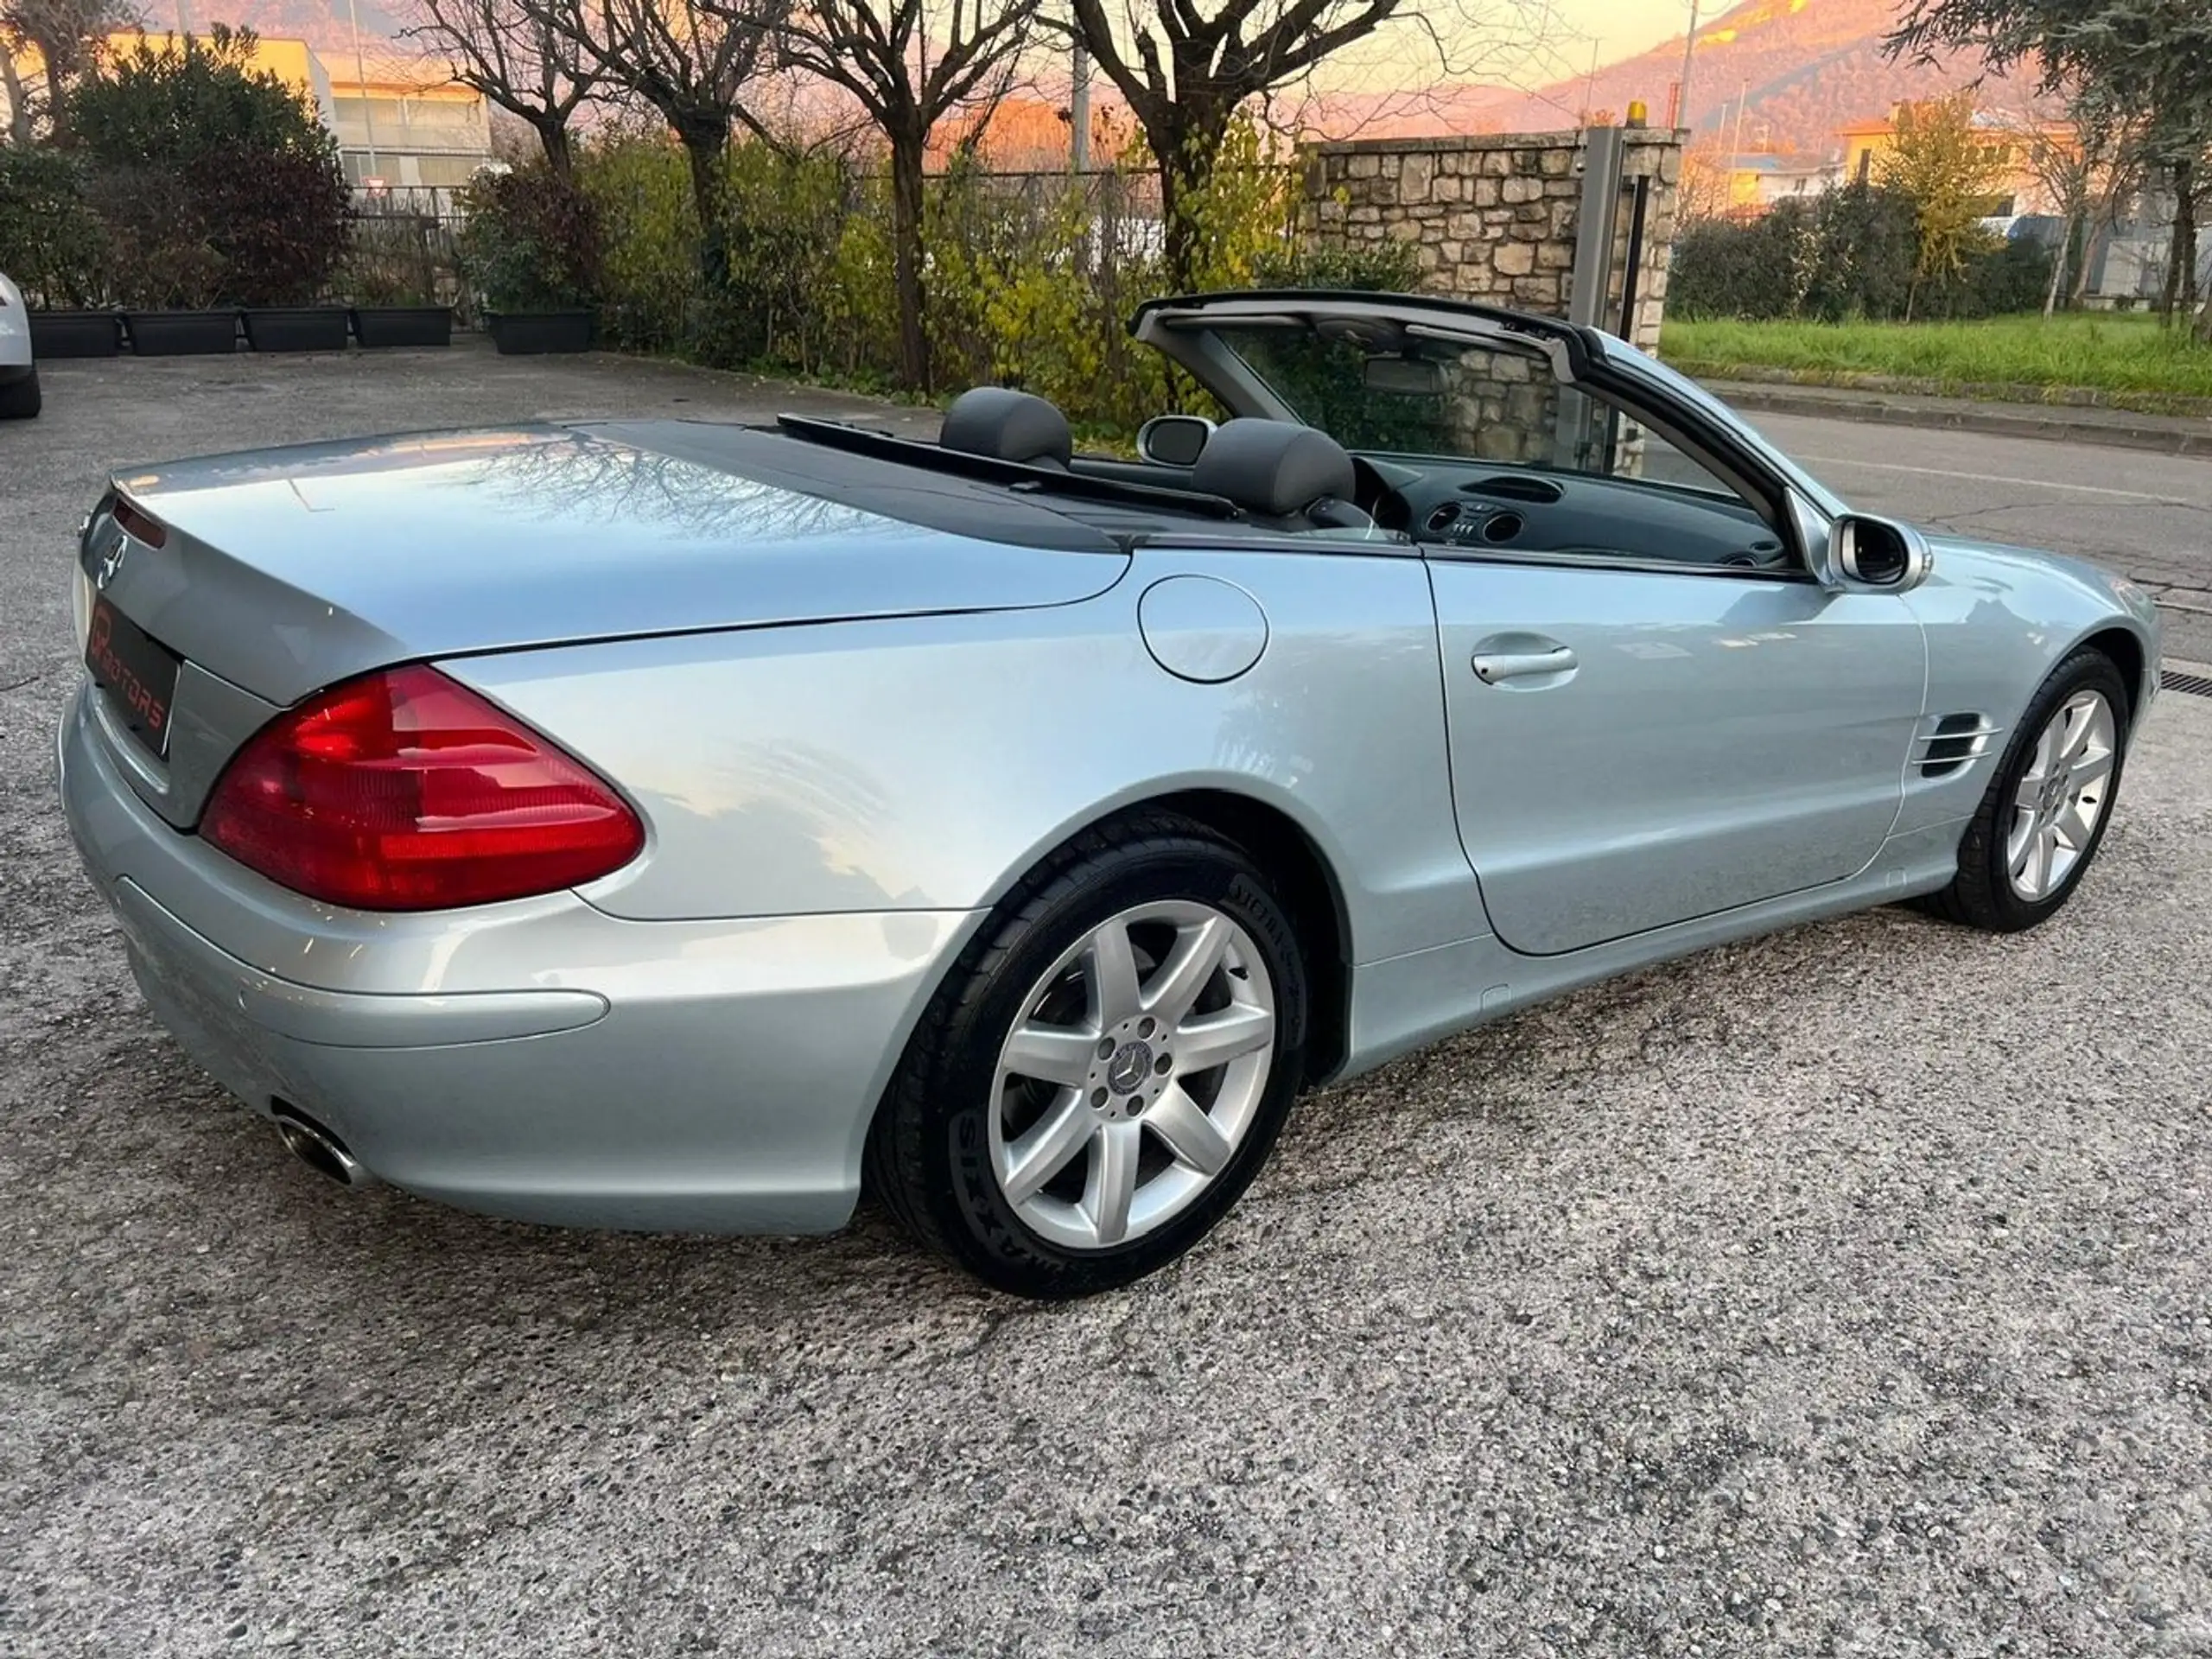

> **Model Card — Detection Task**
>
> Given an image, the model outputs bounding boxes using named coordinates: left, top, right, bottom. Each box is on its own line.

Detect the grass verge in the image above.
left=1659, top=313, right=2212, bottom=409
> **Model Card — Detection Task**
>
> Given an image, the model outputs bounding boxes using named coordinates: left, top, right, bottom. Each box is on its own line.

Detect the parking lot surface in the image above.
left=3, top=347, right=2209, bottom=1656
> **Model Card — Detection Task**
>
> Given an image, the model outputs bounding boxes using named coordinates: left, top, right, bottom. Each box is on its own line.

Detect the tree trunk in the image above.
left=1160, top=162, right=1193, bottom=296
left=2043, top=224, right=2067, bottom=317
left=29, top=28, right=79, bottom=145
left=534, top=117, right=574, bottom=177
left=677, top=118, right=732, bottom=293
left=0, top=54, right=33, bottom=146
left=2184, top=168, right=2204, bottom=318
left=2070, top=217, right=2098, bottom=308
left=1157, top=118, right=1228, bottom=297
left=2160, top=158, right=2194, bottom=324
left=888, top=131, right=930, bottom=395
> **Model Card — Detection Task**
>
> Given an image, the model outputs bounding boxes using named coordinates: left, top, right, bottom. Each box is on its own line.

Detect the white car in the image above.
left=0, top=270, right=41, bottom=419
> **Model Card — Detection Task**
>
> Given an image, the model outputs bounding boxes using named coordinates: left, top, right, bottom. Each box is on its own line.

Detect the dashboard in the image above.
left=1353, top=454, right=1797, bottom=573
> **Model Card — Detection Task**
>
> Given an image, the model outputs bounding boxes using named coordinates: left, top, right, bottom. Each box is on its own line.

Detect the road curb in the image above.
left=1706, top=384, right=2212, bottom=458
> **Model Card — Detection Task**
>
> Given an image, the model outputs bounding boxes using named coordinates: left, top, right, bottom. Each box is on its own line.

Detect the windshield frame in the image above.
left=1132, top=290, right=1844, bottom=551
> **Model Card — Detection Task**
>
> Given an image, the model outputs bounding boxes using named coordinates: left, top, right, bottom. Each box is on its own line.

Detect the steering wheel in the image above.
left=1350, top=454, right=1419, bottom=533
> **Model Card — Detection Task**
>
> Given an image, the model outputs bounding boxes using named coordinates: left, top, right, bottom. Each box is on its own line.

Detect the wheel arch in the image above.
left=1145, top=788, right=1352, bottom=1087
left=2074, top=624, right=2149, bottom=723
left=906, top=785, right=1357, bottom=1095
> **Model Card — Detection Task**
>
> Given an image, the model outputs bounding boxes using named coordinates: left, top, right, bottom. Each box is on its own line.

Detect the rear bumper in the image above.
left=59, top=683, right=978, bottom=1234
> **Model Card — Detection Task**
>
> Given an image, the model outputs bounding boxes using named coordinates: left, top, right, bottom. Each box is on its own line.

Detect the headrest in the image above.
left=1190, top=418, right=1357, bottom=518
left=939, top=386, right=1073, bottom=470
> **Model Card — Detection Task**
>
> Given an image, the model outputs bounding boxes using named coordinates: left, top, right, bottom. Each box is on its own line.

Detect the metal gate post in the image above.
left=1567, top=125, right=1626, bottom=327
left=1556, top=124, right=1626, bottom=467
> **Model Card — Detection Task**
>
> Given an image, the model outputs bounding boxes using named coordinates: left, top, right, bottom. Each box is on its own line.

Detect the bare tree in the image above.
left=403, top=0, right=603, bottom=174
left=1062, top=0, right=1550, bottom=293
left=0, top=0, right=135, bottom=142
left=525, top=0, right=789, bottom=242
left=2, top=47, right=35, bottom=143
left=1999, top=92, right=2146, bottom=312
left=780, top=0, right=1042, bottom=391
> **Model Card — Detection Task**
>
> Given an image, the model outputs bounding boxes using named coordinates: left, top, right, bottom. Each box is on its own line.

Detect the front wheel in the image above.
left=1923, top=648, right=2131, bottom=932
left=867, top=813, right=1309, bottom=1299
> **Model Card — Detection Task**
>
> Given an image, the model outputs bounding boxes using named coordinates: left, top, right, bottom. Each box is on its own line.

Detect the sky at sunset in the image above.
left=1557, top=0, right=1700, bottom=63
left=1300, top=0, right=1702, bottom=99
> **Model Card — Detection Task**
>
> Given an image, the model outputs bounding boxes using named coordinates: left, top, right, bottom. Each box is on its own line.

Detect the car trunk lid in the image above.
left=77, top=421, right=1131, bottom=825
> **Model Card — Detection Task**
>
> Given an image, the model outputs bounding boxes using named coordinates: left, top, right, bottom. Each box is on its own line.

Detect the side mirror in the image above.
left=1136, top=414, right=1215, bottom=468
left=1830, top=512, right=1932, bottom=591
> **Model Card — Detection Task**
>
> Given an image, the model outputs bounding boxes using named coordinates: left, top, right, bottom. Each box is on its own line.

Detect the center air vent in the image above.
left=1465, top=474, right=1564, bottom=505
left=1481, top=512, right=1525, bottom=543
left=1426, top=501, right=1462, bottom=533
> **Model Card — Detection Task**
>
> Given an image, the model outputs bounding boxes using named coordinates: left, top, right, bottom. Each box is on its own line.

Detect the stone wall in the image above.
left=1299, top=129, right=1683, bottom=352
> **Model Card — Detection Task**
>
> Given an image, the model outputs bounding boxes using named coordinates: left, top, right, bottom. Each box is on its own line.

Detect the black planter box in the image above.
left=241, top=306, right=351, bottom=353
left=486, top=309, right=594, bottom=355
left=351, top=305, right=454, bottom=348
left=29, top=310, right=122, bottom=358
left=124, top=310, right=240, bottom=355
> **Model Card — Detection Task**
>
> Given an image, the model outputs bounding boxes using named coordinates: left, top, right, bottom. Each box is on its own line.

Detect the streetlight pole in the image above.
left=1676, top=0, right=1701, bottom=132
left=345, top=0, right=380, bottom=182
left=1729, top=78, right=1749, bottom=202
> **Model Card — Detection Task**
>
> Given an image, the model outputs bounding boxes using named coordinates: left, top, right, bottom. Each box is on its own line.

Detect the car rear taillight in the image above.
left=200, top=664, right=644, bottom=911
left=111, top=497, right=168, bottom=548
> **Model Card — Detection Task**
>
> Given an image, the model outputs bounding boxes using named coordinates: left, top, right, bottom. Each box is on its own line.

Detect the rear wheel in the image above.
left=1923, top=649, right=2129, bottom=932
left=867, top=812, right=1308, bottom=1298
left=0, top=370, right=39, bottom=419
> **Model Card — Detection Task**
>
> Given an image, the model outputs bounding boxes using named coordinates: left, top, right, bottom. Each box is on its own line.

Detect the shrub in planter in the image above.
left=238, top=307, right=351, bottom=351
left=342, top=207, right=454, bottom=347
left=88, top=165, right=238, bottom=353
left=194, top=143, right=353, bottom=346
left=352, top=305, right=454, bottom=348
left=484, top=311, right=594, bottom=353
left=457, top=162, right=601, bottom=353
left=69, top=27, right=352, bottom=345
left=29, top=311, right=123, bottom=358
left=124, top=311, right=244, bottom=354
left=0, top=148, right=111, bottom=304
left=0, top=147, right=119, bottom=353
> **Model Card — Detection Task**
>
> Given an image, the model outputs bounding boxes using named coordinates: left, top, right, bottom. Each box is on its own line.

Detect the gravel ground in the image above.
left=3, top=346, right=2209, bottom=1658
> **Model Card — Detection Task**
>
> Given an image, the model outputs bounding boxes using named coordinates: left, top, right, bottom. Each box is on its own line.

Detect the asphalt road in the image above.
left=3, top=349, right=2209, bottom=1657
left=1745, top=410, right=2212, bottom=665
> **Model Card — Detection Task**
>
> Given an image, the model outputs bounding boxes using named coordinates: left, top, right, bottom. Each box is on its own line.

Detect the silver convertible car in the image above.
left=60, top=289, right=2160, bottom=1296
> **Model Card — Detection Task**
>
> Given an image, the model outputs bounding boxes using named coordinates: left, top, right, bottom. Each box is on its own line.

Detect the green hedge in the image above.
left=1673, top=182, right=2054, bottom=323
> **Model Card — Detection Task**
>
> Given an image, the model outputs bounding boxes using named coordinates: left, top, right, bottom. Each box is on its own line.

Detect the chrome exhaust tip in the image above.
left=272, top=1107, right=367, bottom=1188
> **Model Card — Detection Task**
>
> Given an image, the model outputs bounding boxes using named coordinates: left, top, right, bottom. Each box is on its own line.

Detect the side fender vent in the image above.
left=1918, top=712, right=2000, bottom=778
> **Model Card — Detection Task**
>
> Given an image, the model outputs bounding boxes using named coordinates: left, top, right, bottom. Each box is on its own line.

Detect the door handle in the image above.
left=1471, top=645, right=1577, bottom=683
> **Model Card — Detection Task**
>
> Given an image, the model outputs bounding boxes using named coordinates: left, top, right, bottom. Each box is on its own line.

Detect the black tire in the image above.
left=866, top=810, right=1309, bottom=1299
left=1922, top=647, right=2131, bottom=932
left=0, top=370, right=39, bottom=419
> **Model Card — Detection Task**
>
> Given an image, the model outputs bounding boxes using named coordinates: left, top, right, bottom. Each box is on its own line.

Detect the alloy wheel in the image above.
left=2005, top=689, right=2117, bottom=901
left=988, top=899, right=1277, bottom=1252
